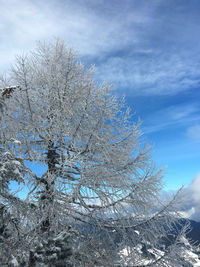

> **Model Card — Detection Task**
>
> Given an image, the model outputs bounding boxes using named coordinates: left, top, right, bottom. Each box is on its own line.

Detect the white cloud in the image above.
left=158, top=173, right=200, bottom=221
left=178, top=207, right=195, bottom=219
left=171, top=173, right=200, bottom=221
left=187, top=125, right=200, bottom=142
left=188, top=173, right=200, bottom=203
left=0, top=0, right=153, bottom=72
left=0, top=0, right=61, bottom=71
left=1, top=0, right=200, bottom=96
left=143, top=103, right=200, bottom=134
left=97, top=51, right=200, bottom=96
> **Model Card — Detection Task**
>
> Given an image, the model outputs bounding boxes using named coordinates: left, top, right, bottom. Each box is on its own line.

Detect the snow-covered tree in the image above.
left=0, top=93, right=24, bottom=265
left=0, top=39, right=192, bottom=266
left=0, top=88, right=73, bottom=265
left=29, top=228, right=73, bottom=267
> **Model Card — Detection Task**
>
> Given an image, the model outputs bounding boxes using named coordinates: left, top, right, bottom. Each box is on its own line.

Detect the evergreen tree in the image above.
left=29, top=228, right=73, bottom=267
left=0, top=94, right=23, bottom=265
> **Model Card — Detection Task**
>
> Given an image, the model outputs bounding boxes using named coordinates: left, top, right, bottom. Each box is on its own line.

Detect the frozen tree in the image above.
left=0, top=94, right=21, bottom=265
left=0, top=88, right=73, bottom=265
left=29, top=228, right=73, bottom=267
left=0, top=39, right=192, bottom=266
left=0, top=89, right=33, bottom=266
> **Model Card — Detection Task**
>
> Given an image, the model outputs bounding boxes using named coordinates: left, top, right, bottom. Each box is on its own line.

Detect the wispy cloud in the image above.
left=1, top=0, right=200, bottom=96
left=0, top=0, right=153, bottom=69
left=0, top=0, right=61, bottom=71
left=187, top=125, right=200, bottom=142
left=92, top=0, right=200, bottom=96
left=143, top=103, right=200, bottom=134
left=96, top=46, right=200, bottom=96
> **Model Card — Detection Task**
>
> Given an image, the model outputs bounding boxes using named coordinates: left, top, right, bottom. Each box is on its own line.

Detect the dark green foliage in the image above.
left=0, top=204, right=20, bottom=266
left=29, top=229, right=73, bottom=267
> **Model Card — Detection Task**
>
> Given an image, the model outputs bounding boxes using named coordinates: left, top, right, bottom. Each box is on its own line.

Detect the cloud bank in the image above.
left=162, top=173, right=200, bottom=222
left=181, top=173, right=200, bottom=221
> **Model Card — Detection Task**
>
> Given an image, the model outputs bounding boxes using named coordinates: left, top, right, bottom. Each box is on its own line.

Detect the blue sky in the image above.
left=1, top=0, right=200, bottom=197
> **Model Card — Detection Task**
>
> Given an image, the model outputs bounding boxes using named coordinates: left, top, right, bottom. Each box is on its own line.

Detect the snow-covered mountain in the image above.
left=75, top=218, right=200, bottom=266
left=118, top=219, right=200, bottom=266
left=120, top=237, right=200, bottom=266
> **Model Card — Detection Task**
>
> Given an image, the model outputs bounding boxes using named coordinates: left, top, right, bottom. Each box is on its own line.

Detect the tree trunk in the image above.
left=41, top=140, right=58, bottom=233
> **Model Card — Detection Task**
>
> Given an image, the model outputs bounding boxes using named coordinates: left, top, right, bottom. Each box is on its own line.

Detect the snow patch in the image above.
left=10, top=256, right=19, bottom=267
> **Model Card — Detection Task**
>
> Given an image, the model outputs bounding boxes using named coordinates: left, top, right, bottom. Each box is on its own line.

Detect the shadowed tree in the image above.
left=0, top=92, right=29, bottom=266
left=0, top=88, right=73, bottom=266
left=0, top=39, right=192, bottom=266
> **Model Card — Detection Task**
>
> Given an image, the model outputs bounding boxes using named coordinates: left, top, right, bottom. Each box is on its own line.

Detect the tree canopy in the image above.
left=0, top=39, right=192, bottom=266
